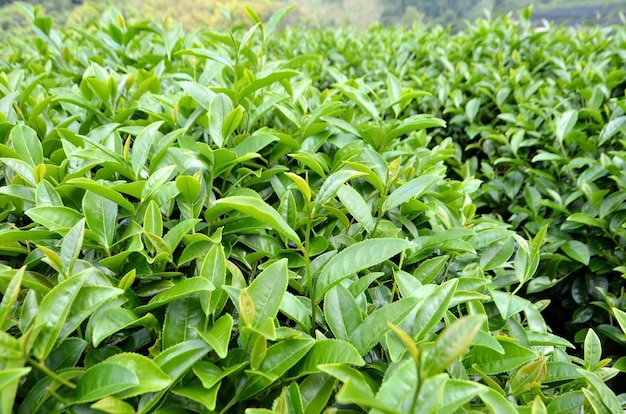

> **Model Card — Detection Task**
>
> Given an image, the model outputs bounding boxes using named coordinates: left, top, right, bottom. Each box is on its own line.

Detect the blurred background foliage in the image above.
left=0, top=0, right=625, bottom=34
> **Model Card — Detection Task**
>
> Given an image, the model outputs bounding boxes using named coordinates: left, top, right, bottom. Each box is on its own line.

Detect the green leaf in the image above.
left=324, top=284, right=362, bottom=341
left=300, top=373, right=337, bottom=414
left=337, top=184, right=374, bottom=233
left=35, top=180, right=63, bottom=206
left=479, top=388, right=518, bottom=414
left=577, top=369, right=622, bottom=414
left=139, top=340, right=211, bottom=413
left=131, top=121, right=163, bottom=178
left=555, top=109, right=578, bottom=144
left=566, top=212, right=604, bottom=228
left=293, top=339, right=365, bottom=377
left=382, top=174, right=440, bottom=213
left=32, top=270, right=88, bottom=360
left=465, top=98, right=481, bottom=124
left=468, top=340, right=537, bottom=375
left=25, top=206, right=83, bottom=230
left=199, top=242, right=227, bottom=317
left=0, top=267, right=24, bottom=326
left=135, top=277, right=215, bottom=314
left=104, top=353, right=171, bottom=398
left=313, top=169, right=366, bottom=211
left=423, top=314, right=487, bottom=377
left=439, top=380, right=487, bottom=414
left=60, top=218, right=84, bottom=276
left=371, top=358, right=419, bottom=413
left=315, top=238, right=412, bottom=300
left=0, top=368, right=31, bottom=392
left=238, top=70, right=299, bottom=100
left=10, top=124, right=43, bottom=167
left=163, top=295, right=206, bottom=349
left=175, top=175, right=201, bottom=203
left=90, top=396, right=136, bottom=414
left=83, top=191, right=117, bottom=250
left=0, top=158, right=36, bottom=186
left=350, top=297, right=419, bottom=355
left=88, top=308, right=155, bottom=347
left=599, top=115, right=626, bottom=146
left=62, top=178, right=135, bottom=213
left=414, top=279, right=458, bottom=340
left=490, top=290, right=531, bottom=320
left=214, top=196, right=300, bottom=245
left=384, top=115, right=446, bottom=142
left=143, top=199, right=163, bottom=238
left=195, top=313, right=233, bottom=359
left=584, top=329, right=602, bottom=370
left=239, top=339, right=315, bottom=400
left=208, top=93, right=232, bottom=148
left=613, top=308, right=626, bottom=335
left=246, top=259, right=289, bottom=328
left=222, top=106, right=244, bottom=141
left=561, top=240, right=590, bottom=265
left=172, top=384, right=220, bottom=411
left=318, top=363, right=376, bottom=403
left=76, top=363, right=139, bottom=404
left=546, top=391, right=585, bottom=414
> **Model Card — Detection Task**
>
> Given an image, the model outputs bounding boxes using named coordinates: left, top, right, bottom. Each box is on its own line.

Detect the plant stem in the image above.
left=29, top=358, right=76, bottom=389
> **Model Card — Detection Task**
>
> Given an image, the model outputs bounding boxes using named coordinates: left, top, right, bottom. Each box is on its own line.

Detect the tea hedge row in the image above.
left=0, top=5, right=625, bottom=413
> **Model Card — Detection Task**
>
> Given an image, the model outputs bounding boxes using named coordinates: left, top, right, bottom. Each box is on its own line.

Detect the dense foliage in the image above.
left=1, top=4, right=626, bottom=413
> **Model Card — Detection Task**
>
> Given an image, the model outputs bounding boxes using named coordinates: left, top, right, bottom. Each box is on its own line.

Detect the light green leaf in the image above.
left=25, top=206, right=83, bottom=230
left=139, top=340, right=211, bottom=413
left=599, top=115, right=626, bottom=146
left=0, top=267, right=24, bottom=326
left=479, top=388, right=518, bottom=414
left=32, top=270, right=88, bottom=360
left=195, top=313, right=233, bottom=359
left=75, top=363, right=139, bottom=404
left=555, top=109, right=578, bottom=144
left=561, top=240, right=590, bottom=265
left=135, top=277, right=215, bottom=314
left=10, top=124, right=43, bottom=167
left=208, top=93, right=232, bottom=148
left=246, top=259, right=289, bottom=328
left=468, top=340, right=537, bottom=375
left=293, top=339, right=365, bottom=377
left=414, top=279, right=457, bottom=340
left=300, top=373, right=337, bottom=414
left=62, top=178, right=135, bottom=213
left=104, top=353, right=171, bottom=398
left=382, top=174, right=440, bottom=213
left=143, top=199, right=163, bottom=238
left=222, top=106, right=244, bottom=141
left=315, top=238, right=412, bottom=301
left=131, top=121, right=163, bottom=178
left=60, top=218, right=84, bottom=276
left=350, top=297, right=419, bottom=355
left=490, top=290, right=531, bottom=320
left=239, top=339, right=315, bottom=400
left=313, top=169, right=366, bottom=211
left=214, top=196, right=300, bottom=245
left=423, top=314, right=487, bottom=377
left=83, top=191, right=117, bottom=250
left=162, top=295, right=205, bottom=349
left=578, top=369, right=622, bottom=414
left=324, top=284, right=362, bottom=341
left=337, top=184, right=374, bottom=233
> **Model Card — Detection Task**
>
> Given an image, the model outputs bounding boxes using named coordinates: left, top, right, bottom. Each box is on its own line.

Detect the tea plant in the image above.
left=0, top=4, right=625, bottom=413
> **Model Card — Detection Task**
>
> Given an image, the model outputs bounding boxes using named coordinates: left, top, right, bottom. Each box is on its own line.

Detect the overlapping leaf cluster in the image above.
left=1, top=4, right=626, bottom=413
left=273, top=9, right=626, bottom=351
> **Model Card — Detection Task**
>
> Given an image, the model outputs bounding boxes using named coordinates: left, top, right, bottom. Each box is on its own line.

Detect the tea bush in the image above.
left=1, top=5, right=625, bottom=413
